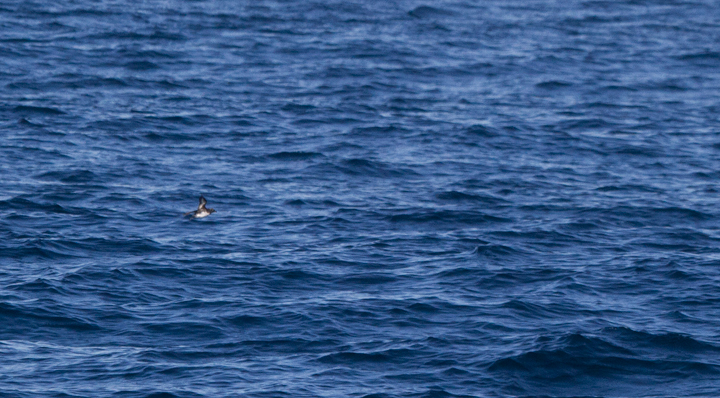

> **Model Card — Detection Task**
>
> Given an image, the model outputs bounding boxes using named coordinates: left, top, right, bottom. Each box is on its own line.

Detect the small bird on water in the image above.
left=185, top=195, right=216, bottom=219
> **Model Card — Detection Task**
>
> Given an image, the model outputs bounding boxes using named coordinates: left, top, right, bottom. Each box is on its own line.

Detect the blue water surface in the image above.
left=2, top=0, right=720, bottom=397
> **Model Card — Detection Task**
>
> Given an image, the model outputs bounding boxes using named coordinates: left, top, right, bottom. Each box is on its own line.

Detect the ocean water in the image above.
left=2, top=0, right=720, bottom=396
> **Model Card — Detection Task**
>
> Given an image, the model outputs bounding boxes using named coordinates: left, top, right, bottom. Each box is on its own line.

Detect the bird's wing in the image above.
left=198, top=196, right=207, bottom=210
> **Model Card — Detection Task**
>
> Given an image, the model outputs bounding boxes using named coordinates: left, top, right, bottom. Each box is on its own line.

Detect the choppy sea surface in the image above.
left=3, top=1, right=720, bottom=396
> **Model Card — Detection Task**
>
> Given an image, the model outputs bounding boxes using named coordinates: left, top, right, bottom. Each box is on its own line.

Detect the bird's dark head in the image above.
left=208, top=208, right=216, bottom=214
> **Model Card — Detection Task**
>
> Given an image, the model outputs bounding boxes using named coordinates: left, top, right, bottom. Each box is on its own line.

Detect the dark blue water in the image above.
left=2, top=0, right=720, bottom=396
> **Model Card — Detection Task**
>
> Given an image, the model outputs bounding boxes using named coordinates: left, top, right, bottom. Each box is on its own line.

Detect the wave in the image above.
left=0, top=301, right=101, bottom=334
left=268, top=151, right=324, bottom=160
left=535, top=80, right=573, bottom=89
left=389, top=210, right=510, bottom=225
left=1, top=236, right=165, bottom=261
left=489, top=330, right=720, bottom=395
left=306, top=158, right=419, bottom=179
left=435, top=191, right=508, bottom=205
left=408, top=6, right=456, bottom=19
left=12, top=105, right=65, bottom=115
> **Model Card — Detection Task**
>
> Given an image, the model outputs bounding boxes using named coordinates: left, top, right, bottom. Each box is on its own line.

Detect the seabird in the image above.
left=185, top=195, right=216, bottom=219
